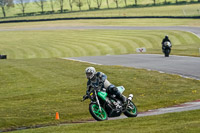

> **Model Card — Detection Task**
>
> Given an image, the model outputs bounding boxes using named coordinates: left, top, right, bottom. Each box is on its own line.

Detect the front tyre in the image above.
left=164, top=49, right=170, bottom=57
left=89, top=103, right=108, bottom=121
left=124, top=101, right=137, bottom=117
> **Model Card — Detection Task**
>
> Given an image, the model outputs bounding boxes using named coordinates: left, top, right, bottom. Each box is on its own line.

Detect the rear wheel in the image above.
left=89, top=103, right=108, bottom=121
left=124, top=101, right=137, bottom=117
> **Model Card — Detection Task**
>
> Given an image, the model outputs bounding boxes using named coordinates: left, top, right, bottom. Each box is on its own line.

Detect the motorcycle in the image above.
left=81, top=85, right=137, bottom=121
left=162, top=41, right=172, bottom=57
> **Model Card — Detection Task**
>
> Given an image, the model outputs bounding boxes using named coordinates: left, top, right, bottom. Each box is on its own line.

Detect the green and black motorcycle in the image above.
left=82, top=86, right=137, bottom=121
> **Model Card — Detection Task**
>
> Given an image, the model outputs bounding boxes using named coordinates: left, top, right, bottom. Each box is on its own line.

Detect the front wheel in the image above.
left=89, top=103, right=108, bottom=121
left=164, top=49, right=170, bottom=57
left=124, top=101, right=137, bottom=117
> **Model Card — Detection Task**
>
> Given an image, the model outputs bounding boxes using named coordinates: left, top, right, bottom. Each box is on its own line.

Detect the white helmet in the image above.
left=85, top=67, right=96, bottom=79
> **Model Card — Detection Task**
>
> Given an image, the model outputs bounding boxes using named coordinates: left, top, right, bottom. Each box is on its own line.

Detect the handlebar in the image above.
left=81, top=95, right=88, bottom=102
left=81, top=85, right=103, bottom=102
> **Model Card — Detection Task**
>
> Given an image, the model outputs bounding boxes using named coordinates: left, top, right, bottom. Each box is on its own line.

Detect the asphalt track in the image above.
left=66, top=54, right=200, bottom=80
left=110, top=100, right=200, bottom=120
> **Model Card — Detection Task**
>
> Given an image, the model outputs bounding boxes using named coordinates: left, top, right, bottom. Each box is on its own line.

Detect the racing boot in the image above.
left=110, top=86, right=127, bottom=105
left=117, top=93, right=127, bottom=105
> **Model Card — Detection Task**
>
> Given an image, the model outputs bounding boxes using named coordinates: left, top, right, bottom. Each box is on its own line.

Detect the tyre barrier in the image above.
left=0, top=55, right=7, bottom=59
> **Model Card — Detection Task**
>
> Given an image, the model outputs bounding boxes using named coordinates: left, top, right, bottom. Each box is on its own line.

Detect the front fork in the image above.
left=124, top=94, right=134, bottom=110
left=94, top=90, right=102, bottom=112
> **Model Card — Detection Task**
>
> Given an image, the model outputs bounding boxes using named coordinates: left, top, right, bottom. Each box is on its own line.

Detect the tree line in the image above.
left=0, top=0, right=199, bottom=18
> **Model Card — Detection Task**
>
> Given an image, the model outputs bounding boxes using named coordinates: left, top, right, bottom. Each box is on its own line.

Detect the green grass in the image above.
left=11, top=109, right=200, bottom=133
left=0, top=30, right=199, bottom=59
left=0, top=2, right=200, bottom=131
left=1, top=3, right=200, bottom=21
left=2, top=0, right=197, bottom=17
left=0, top=58, right=200, bottom=131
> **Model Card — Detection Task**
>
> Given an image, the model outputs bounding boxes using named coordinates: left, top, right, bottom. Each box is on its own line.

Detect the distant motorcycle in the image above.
left=162, top=41, right=172, bottom=57
left=82, top=85, right=137, bottom=121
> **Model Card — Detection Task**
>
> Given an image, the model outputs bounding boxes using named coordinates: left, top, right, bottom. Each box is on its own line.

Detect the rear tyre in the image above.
left=89, top=103, right=108, bottom=121
left=124, top=101, right=137, bottom=117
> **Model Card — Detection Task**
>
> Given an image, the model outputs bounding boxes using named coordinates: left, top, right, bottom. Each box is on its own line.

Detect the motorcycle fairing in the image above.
left=98, top=91, right=108, bottom=101
left=116, top=86, right=125, bottom=93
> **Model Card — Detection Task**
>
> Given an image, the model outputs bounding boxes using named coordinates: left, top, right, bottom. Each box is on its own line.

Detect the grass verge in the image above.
left=11, top=109, right=200, bottom=133
left=0, top=58, right=200, bottom=130
left=0, top=30, right=199, bottom=59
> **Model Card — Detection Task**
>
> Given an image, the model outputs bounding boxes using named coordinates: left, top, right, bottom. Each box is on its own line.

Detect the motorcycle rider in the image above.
left=161, top=35, right=172, bottom=52
left=84, top=67, right=127, bottom=104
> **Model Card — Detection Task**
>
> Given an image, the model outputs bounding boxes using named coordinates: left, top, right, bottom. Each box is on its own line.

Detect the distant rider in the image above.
left=161, top=35, right=172, bottom=51
left=84, top=67, right=127, bottom=104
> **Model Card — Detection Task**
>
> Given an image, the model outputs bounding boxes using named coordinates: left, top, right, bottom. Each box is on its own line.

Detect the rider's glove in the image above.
left=86, top=90, right=90, bottom=95
left=83, top=95, right=88, bottom=99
